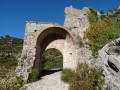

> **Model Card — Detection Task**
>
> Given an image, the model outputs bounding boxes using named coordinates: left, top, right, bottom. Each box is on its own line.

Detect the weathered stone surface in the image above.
left=95, top=38, right=120, bottom=90
left=64, top=6, right=90, bottom=38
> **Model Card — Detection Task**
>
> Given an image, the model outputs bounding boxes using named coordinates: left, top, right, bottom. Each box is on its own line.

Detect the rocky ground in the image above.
left=21, top=71, right=69, bottom=90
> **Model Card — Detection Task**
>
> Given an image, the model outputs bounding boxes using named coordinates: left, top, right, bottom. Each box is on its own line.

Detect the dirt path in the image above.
left=21, top=71, right=69, bottom=90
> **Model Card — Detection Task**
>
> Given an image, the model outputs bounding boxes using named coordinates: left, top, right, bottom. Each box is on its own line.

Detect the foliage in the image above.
left=0, top=35, right=23, bottom=89
left=28, top=68, right=39, bottom=82
left=0, top=76, right=24, bottom=90
left=100, top=11, right=104, bottom=14
left=0, top=65, right=16, bottom=80
left=87, top=8, right=98, bottom=24
left=61, top=64, right=104, bottom=90
left=61, top=69, right=75, bottom=83
left=42, top=48, right=63, bottom=70
left=85, top=18, right=120, bottom=57
left=69, top=64, right=104, bottom=90
left=0, top=35, right=23, bottom=66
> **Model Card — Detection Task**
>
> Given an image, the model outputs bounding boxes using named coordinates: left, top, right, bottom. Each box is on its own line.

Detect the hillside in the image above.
left=0, top=35, right=23, bottom=66
left=0, top=35, right=23, bottom=79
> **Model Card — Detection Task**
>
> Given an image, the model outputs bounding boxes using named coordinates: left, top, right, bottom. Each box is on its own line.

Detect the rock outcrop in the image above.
left=95, top=38, right=120, bottom=90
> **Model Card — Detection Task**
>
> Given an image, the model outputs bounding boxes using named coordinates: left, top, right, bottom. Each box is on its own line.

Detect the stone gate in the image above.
left=16, top=6, right=91, bottom=80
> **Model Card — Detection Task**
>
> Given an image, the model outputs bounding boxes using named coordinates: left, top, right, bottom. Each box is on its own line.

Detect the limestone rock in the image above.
left=95, top=38, right=120, bottom=90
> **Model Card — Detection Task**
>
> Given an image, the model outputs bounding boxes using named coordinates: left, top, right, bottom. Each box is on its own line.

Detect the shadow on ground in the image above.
left=41, top=69, right=62, bottom=77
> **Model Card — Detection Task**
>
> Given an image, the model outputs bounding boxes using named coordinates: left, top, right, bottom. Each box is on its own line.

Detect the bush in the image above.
left=61, top=64, right=104, bottom=90
left=0, top=76, right=24, bottom=90
left=28, top=68, right=39, bottom=82
left=87, top=8, right=98, bottom=24
left=69, top=64, right=104, bottom=90
left=61, top=69, right=75, bottom=83
left=85, top=18, right=120, bottom=57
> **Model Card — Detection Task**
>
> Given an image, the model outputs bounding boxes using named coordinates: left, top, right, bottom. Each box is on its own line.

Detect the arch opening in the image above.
left=41, top=48, right=63, bottom=76
left=33, top=27, right=76, bottom=78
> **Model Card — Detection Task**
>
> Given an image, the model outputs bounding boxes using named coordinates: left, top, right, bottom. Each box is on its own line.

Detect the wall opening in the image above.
left=41, top=48, right=63, bottom=76
left=33, top=27, right=76, bottom=78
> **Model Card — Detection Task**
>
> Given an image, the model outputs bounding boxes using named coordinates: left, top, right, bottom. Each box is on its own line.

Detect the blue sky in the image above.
left=0, top=0, right=120, bottom=39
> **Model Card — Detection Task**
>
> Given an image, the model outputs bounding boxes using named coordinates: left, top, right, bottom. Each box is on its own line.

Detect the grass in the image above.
left=61, top=69, right=75, bottom=83
left=28, top=68, right=39, bottom=83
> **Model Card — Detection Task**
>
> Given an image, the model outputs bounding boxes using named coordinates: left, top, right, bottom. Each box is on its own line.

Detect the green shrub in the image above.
left=28, top=68, right=39, bottom=82
left=61, top=64, right=104, bottom=90
left=0, top=76, right=24, bottom=90
left=87, top=8, right=98, bottom=24
left=69, top=64, right=104, bottom=90
left=85, top=18, right=120, bottom=57
left=61, top=69, right=75, bottom=83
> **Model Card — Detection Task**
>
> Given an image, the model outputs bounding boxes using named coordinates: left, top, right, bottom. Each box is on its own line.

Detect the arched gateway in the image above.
left=16, top=21, right=78, bottom=80
left=35, top=26, right=76, bottom=74
left=16, top=6, right=92, bottom=81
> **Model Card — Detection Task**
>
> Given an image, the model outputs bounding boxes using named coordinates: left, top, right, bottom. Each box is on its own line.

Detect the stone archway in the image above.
left=16, top=22, right=78, bottom=80
left=34, top=26, right=76, bottom=75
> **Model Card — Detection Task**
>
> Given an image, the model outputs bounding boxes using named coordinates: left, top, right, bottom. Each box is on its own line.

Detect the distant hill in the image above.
left=0, top=35, right=23, bottom=66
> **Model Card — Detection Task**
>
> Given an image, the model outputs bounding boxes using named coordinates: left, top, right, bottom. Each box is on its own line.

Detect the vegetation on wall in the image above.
left=87, top=8, right=98, bottom=24
left=85, top=18, right=120, bottom=57
left=61, top=64, right=104, bottom=90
